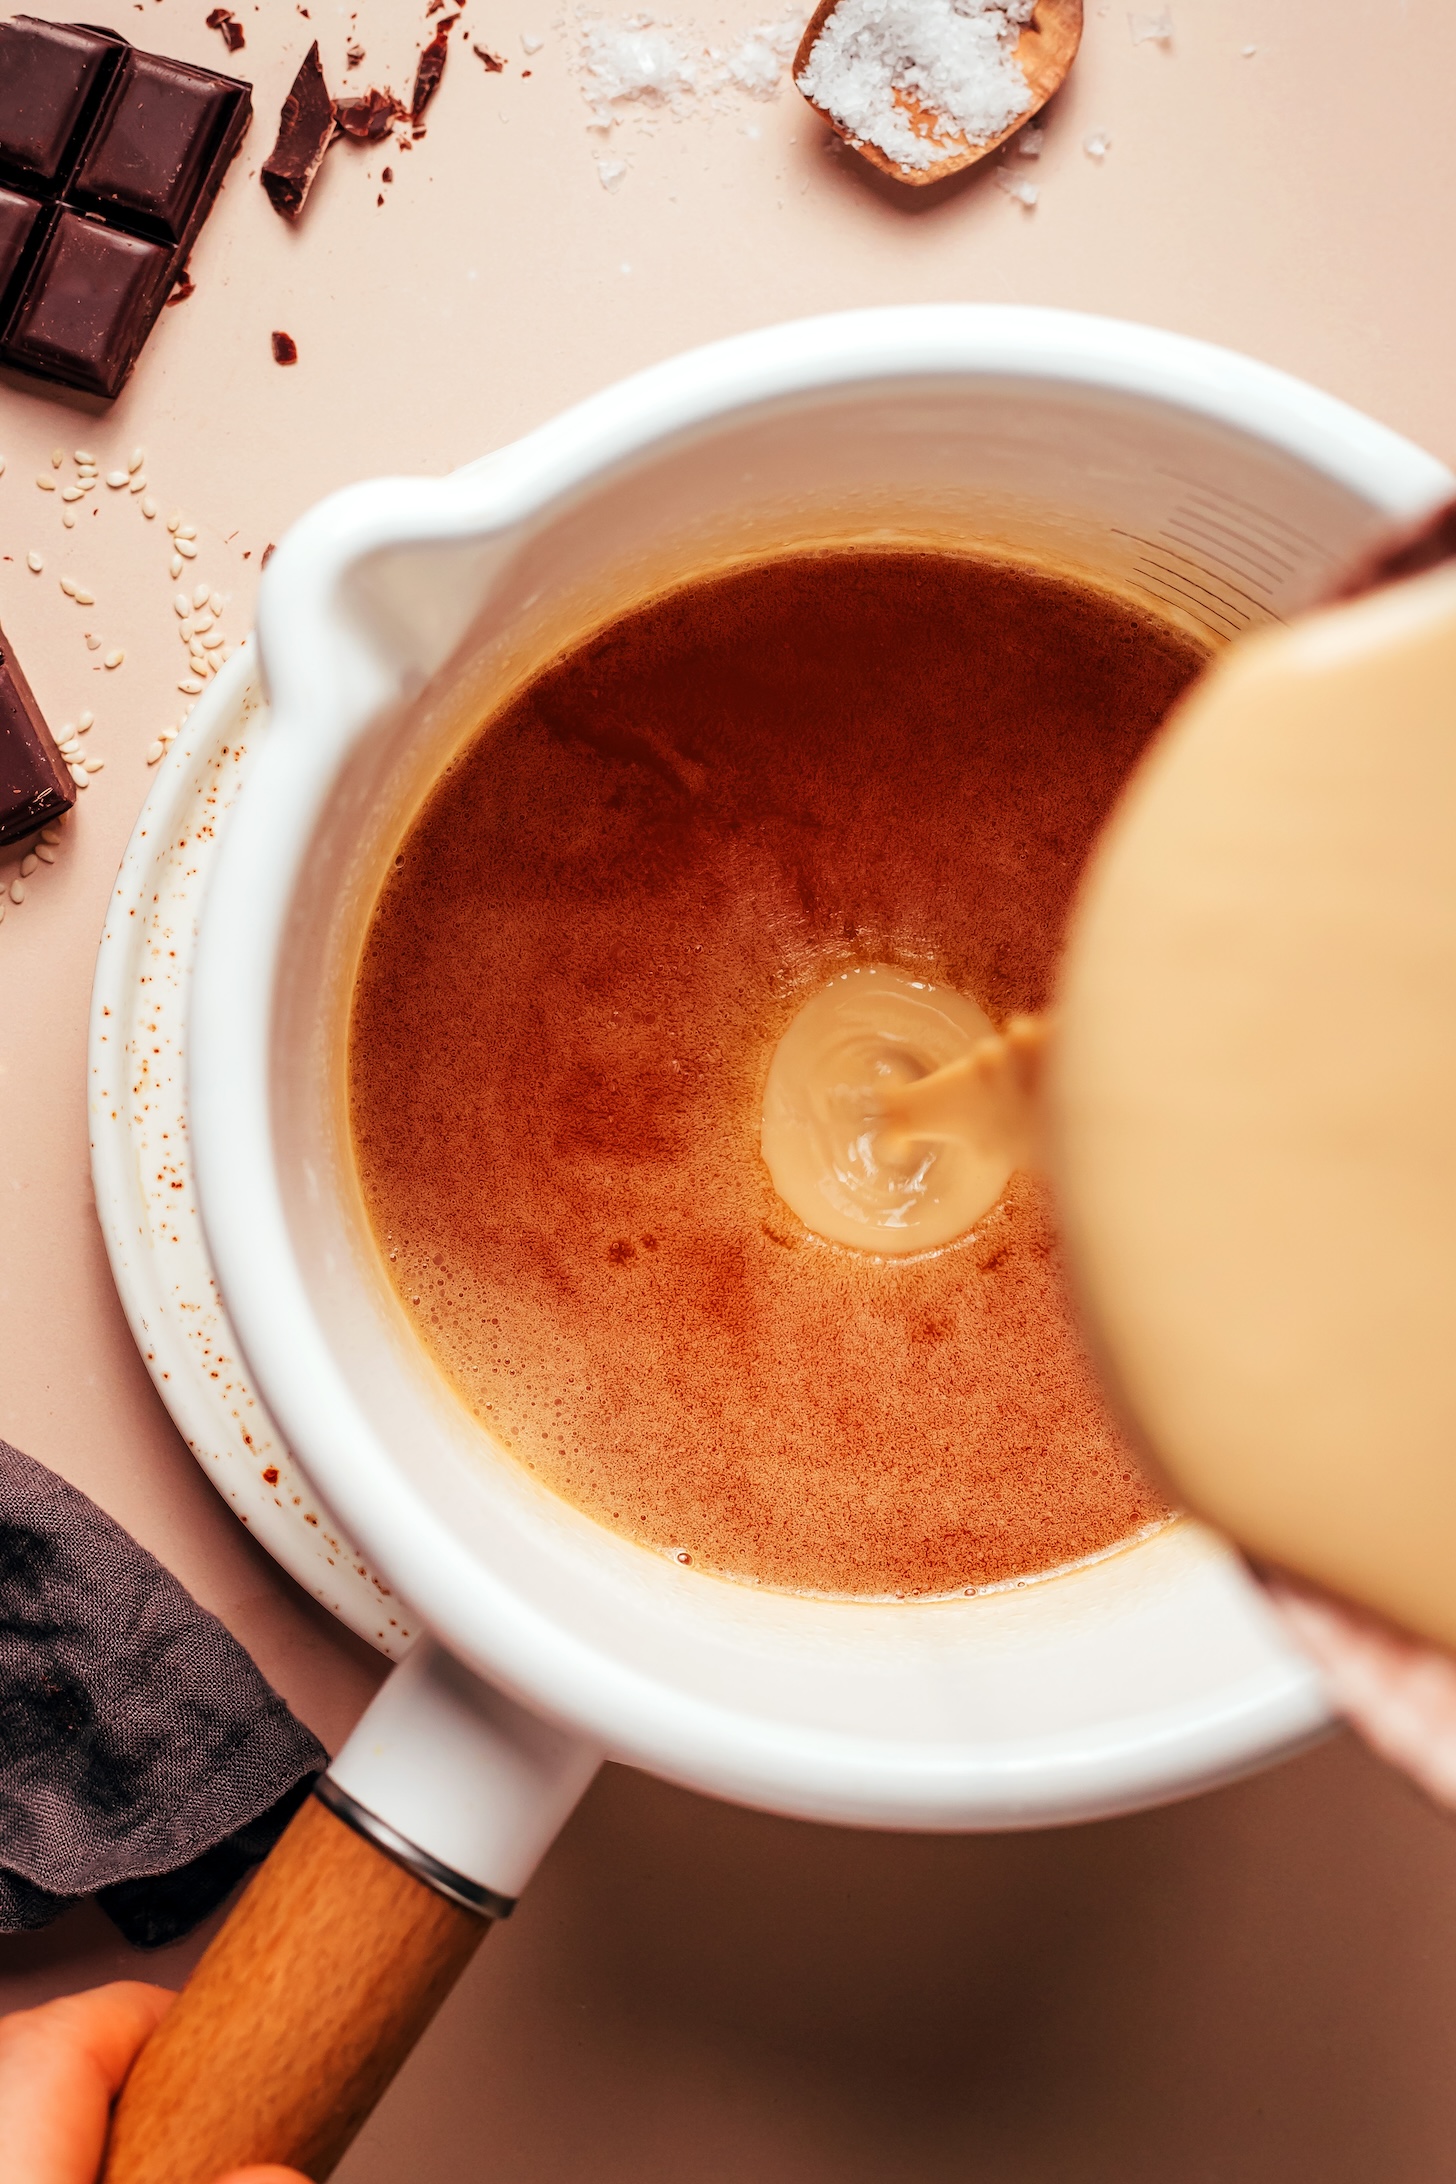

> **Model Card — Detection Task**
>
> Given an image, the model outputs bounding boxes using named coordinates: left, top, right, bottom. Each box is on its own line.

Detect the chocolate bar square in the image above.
left=0, top=19, right=121, bottom=190
left=71, top=50, right=242, bottom=244
left=0, top=18, right=249, bottom=402
left=0, top=622, right=75, bottom=850
left=5, top=211, right=173, bottom=399
left=0, top=189, right=44, bottom=299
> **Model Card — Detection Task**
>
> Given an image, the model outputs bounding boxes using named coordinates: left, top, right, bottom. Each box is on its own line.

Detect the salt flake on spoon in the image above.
left=796, top=0, right=1081, bottom=186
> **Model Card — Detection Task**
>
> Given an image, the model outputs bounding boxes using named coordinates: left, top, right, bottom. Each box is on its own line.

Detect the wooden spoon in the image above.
left=794, top=0, right=1083, bottom=187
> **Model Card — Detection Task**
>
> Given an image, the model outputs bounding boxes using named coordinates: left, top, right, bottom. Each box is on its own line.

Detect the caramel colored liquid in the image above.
left=349, top=552, right=1202, bottom=1596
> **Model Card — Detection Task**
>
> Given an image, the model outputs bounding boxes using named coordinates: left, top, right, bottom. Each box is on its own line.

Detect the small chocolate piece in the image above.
left=411, top=23, right=454, bottom=122
left=474, top=44, right=505, bottom=71
left=166, top=269, right=196, bottom=305
left=345, top=42, right=366, bottom=69
left=0, top=18, right=122, bottom=189
left=271, top=328, right=297, bottom=364
left=261, top=43, right=336, bottom=219
left=334, top=86, right=404, bottom=142
left=206, top=9, right=246, bottom=55
left=0, top=622, right=75, bottom=850
left=0, top=19, right=249, bottom=401
left=6, top=211, right=173, bottom=399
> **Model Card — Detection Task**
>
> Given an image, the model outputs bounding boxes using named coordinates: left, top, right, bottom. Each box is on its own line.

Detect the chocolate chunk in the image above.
left=474, top=45, right=506, bottom=71
left=411, top=23, right=455, bottom=122
left=334, top=86, right=404, bottom=142
left=206, top=9, right=246, bottom=54
left=271, top=328, right=297, bottom=364
left=0, top=623, right=75, bottom=851
left=5, top=212, right=173, bottom=398
left=0, top=18, right=123, bottom=189
left=71, top=51, right=242, bottom=244
left=0, top=19, right=249, bottom=401
left=261, top=43, right=336, bottom=219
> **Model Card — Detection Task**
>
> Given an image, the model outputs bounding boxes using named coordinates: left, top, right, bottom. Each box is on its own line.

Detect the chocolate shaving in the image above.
left=474, top=43, right=505, bottom=69
left=346, top=42, right=366, bottom=68
left=166, top=271, right=196, bottom=306
left=205, top=8, right=245, bottom=52
left=271, top=329, right=297, bottom=364
left=261, top=42, right=336, bottom=220
left=411, top=21, right=455, bottom=121
left=334, top=85, right=407, bottom=141
left=261, top=543, right=276, bottom=568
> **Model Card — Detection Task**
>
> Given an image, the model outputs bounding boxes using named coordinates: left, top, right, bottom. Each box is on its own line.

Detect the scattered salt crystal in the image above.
left=995, top=161, right=1038, bottom=205
left=596, top=153, right=628, bottom=186
left=1015, top=121, right=1043, bottom=155
left=1082, top=128, right=1111, bottom=158
left=722, top=18, right=798, bottom=98
left=523, top=30, right=544, bottom=49
left=1128, top=8, right=1171, bottom=44
left=797, top=0, right=1033, bottom=174
left=1240, top=42, right=1256, bottom=56
left=577, top=11, right=799, bottom=131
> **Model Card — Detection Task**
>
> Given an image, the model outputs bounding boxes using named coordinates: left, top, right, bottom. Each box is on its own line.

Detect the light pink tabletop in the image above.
left=4, top=2, right=1456, bottom=2176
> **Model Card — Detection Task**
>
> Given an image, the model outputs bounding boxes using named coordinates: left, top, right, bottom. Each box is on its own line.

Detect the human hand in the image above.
left=0, top=1982, right=307, bottom=2184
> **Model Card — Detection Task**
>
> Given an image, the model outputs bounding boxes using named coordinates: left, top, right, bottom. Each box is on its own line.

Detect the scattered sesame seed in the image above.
left=35, top=844, right=56, bottom=864
left=77, top=712, right=92, bottom=729
left=59, top=577, right=77, bottom=597
left=62, top=512, right=75, bottom=529
left=192, top=585, right=209, bottom=609
left=40, top=826, right=61, bottom=843
left=170, top=555, right=183, bottom=579
left=20, top=853, right=37, bottom=877
left=79, top=477, right=97, bottom=492
left=61, top=486, right=83, bottom=502
left=73, top=587, right=94, bottom=605
left=50, top=448, right=63, bottom=468
left=27, top=550, right=42, bottom=573
left=84, top=634, right=101, bottom=650
left=10, top=878, right=25, bottom=903
left=75, top=448, right=94, bottom=464
left=167, top=512, right=181, bottom=532
left=128, top=448, right=144, bottom=473
left=71, top=769, right=90, bottom=789
left=174, top=593, right=190, bottom=616
left=192, top=613, right=213, bottom=634
left=202, top=631, right=225, bottom=649
left=177, top=526, right=198, bottom=542
left=179, top=678, right=203, bottom=694
left=146, top=741, right=165, bottom=765
left=84, top=757, right=104, bottom=772
left=180, top=624, right=194, bottom=644
left=141, top=499, right=156, bottom=519
left=104, top=649, right=124, bottom=669
left=129, top=476, right=147, bottom=495
left=36, top=475, right=55, bottom=491
left=208, top=591, right=224, bottom=614
left=106, top=470, right=128, bottom=488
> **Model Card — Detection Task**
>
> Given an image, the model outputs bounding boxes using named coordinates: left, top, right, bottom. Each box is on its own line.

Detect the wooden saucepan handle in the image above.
left=101, top=1794, right=490, bottom=2184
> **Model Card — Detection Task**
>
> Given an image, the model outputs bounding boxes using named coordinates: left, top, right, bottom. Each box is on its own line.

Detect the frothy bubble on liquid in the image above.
left=760, top=965, right=1016, bottom=1252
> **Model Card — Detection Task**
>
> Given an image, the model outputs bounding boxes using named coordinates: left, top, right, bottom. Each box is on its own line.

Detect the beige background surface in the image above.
left=4, top=0, right=1456, bottom=2175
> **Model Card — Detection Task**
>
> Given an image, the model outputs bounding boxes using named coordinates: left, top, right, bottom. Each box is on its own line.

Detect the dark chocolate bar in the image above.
left=0, top=623, right=75, bottom=849
left=0, top=18, right=250, bottom=401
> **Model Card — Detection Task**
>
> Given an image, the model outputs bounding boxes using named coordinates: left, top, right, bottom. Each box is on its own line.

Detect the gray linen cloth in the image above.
left=0, top=1437, right=327, bottom=1947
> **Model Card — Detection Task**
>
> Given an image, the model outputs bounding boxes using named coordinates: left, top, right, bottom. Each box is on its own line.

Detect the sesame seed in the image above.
left=10, top=878, right=25, bottom=903
left=180, top=623, right=194, bottom=644
left=77, top=712, right=92, bottom=729
left=129, top=476, right=147, bottom=495
left=61, top=487, right=83, bottom=502
left=79, top=477, right=96, bottom=492
left=141, top=499, right=156, bottom=519
left=50, top=448, right=63, bottom=468
left=20, top=853, right=37, bottom=877
left=76, top=463, right=97, bottom=478
left=202, top=631, right=225, bottom=649
left=106, top=470, right=128, bottom=488
left=170, top=556, right=183, bottom=579
left=84, top=757, right=104, bottom=772
left=73, top=587, right=94, bottom=606
left=192, top=586, right=209, bottom=609
left=27, top=550, right=42, bottom=573
left=176, top=524, right=198, bottom=541
left=74, top=448, right=94, bottom=464
left=59, top=577, right=77, bottom=597
left=174, top=594, right=190, bottom=617
left=128, top=448, right=144, bottom=473
left=146, top=741, right=165, bottom=765
left=35, top=844, right=55, bottom=864
left=71, top=769, right=89, bottom=789
left=104, top=649, right=124, bottom=669
left=62, top=513, right=75, bottom=529
left=40, top=826, right=61, bottom=844
left=59, top=739, right=82, bottom=758
left=167, top=512, right=181, bottom=533
left=179, top=679, right=203, bottom=694
left=217, top=644, right=232, bottom=663
left=192, top=613, right=213, bottom=634
left=176, top=541, right=197, bottom=559
left=36, top=475, right=55, bottom=491
left=208, top=591, right=224, bottom=615
left=84, top=634, right=101, bottom=651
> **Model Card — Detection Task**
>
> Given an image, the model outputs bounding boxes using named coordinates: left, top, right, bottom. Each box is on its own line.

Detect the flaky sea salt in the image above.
left=797, top=0, right=1033, bottom=173
left=577, top=11, right=799, bottom=128
left=1082, top=127, right=1111, bottom=158
left=995, top=160, right=1037, bottom=205
left=1128, top=7, right=1172, bottom=44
